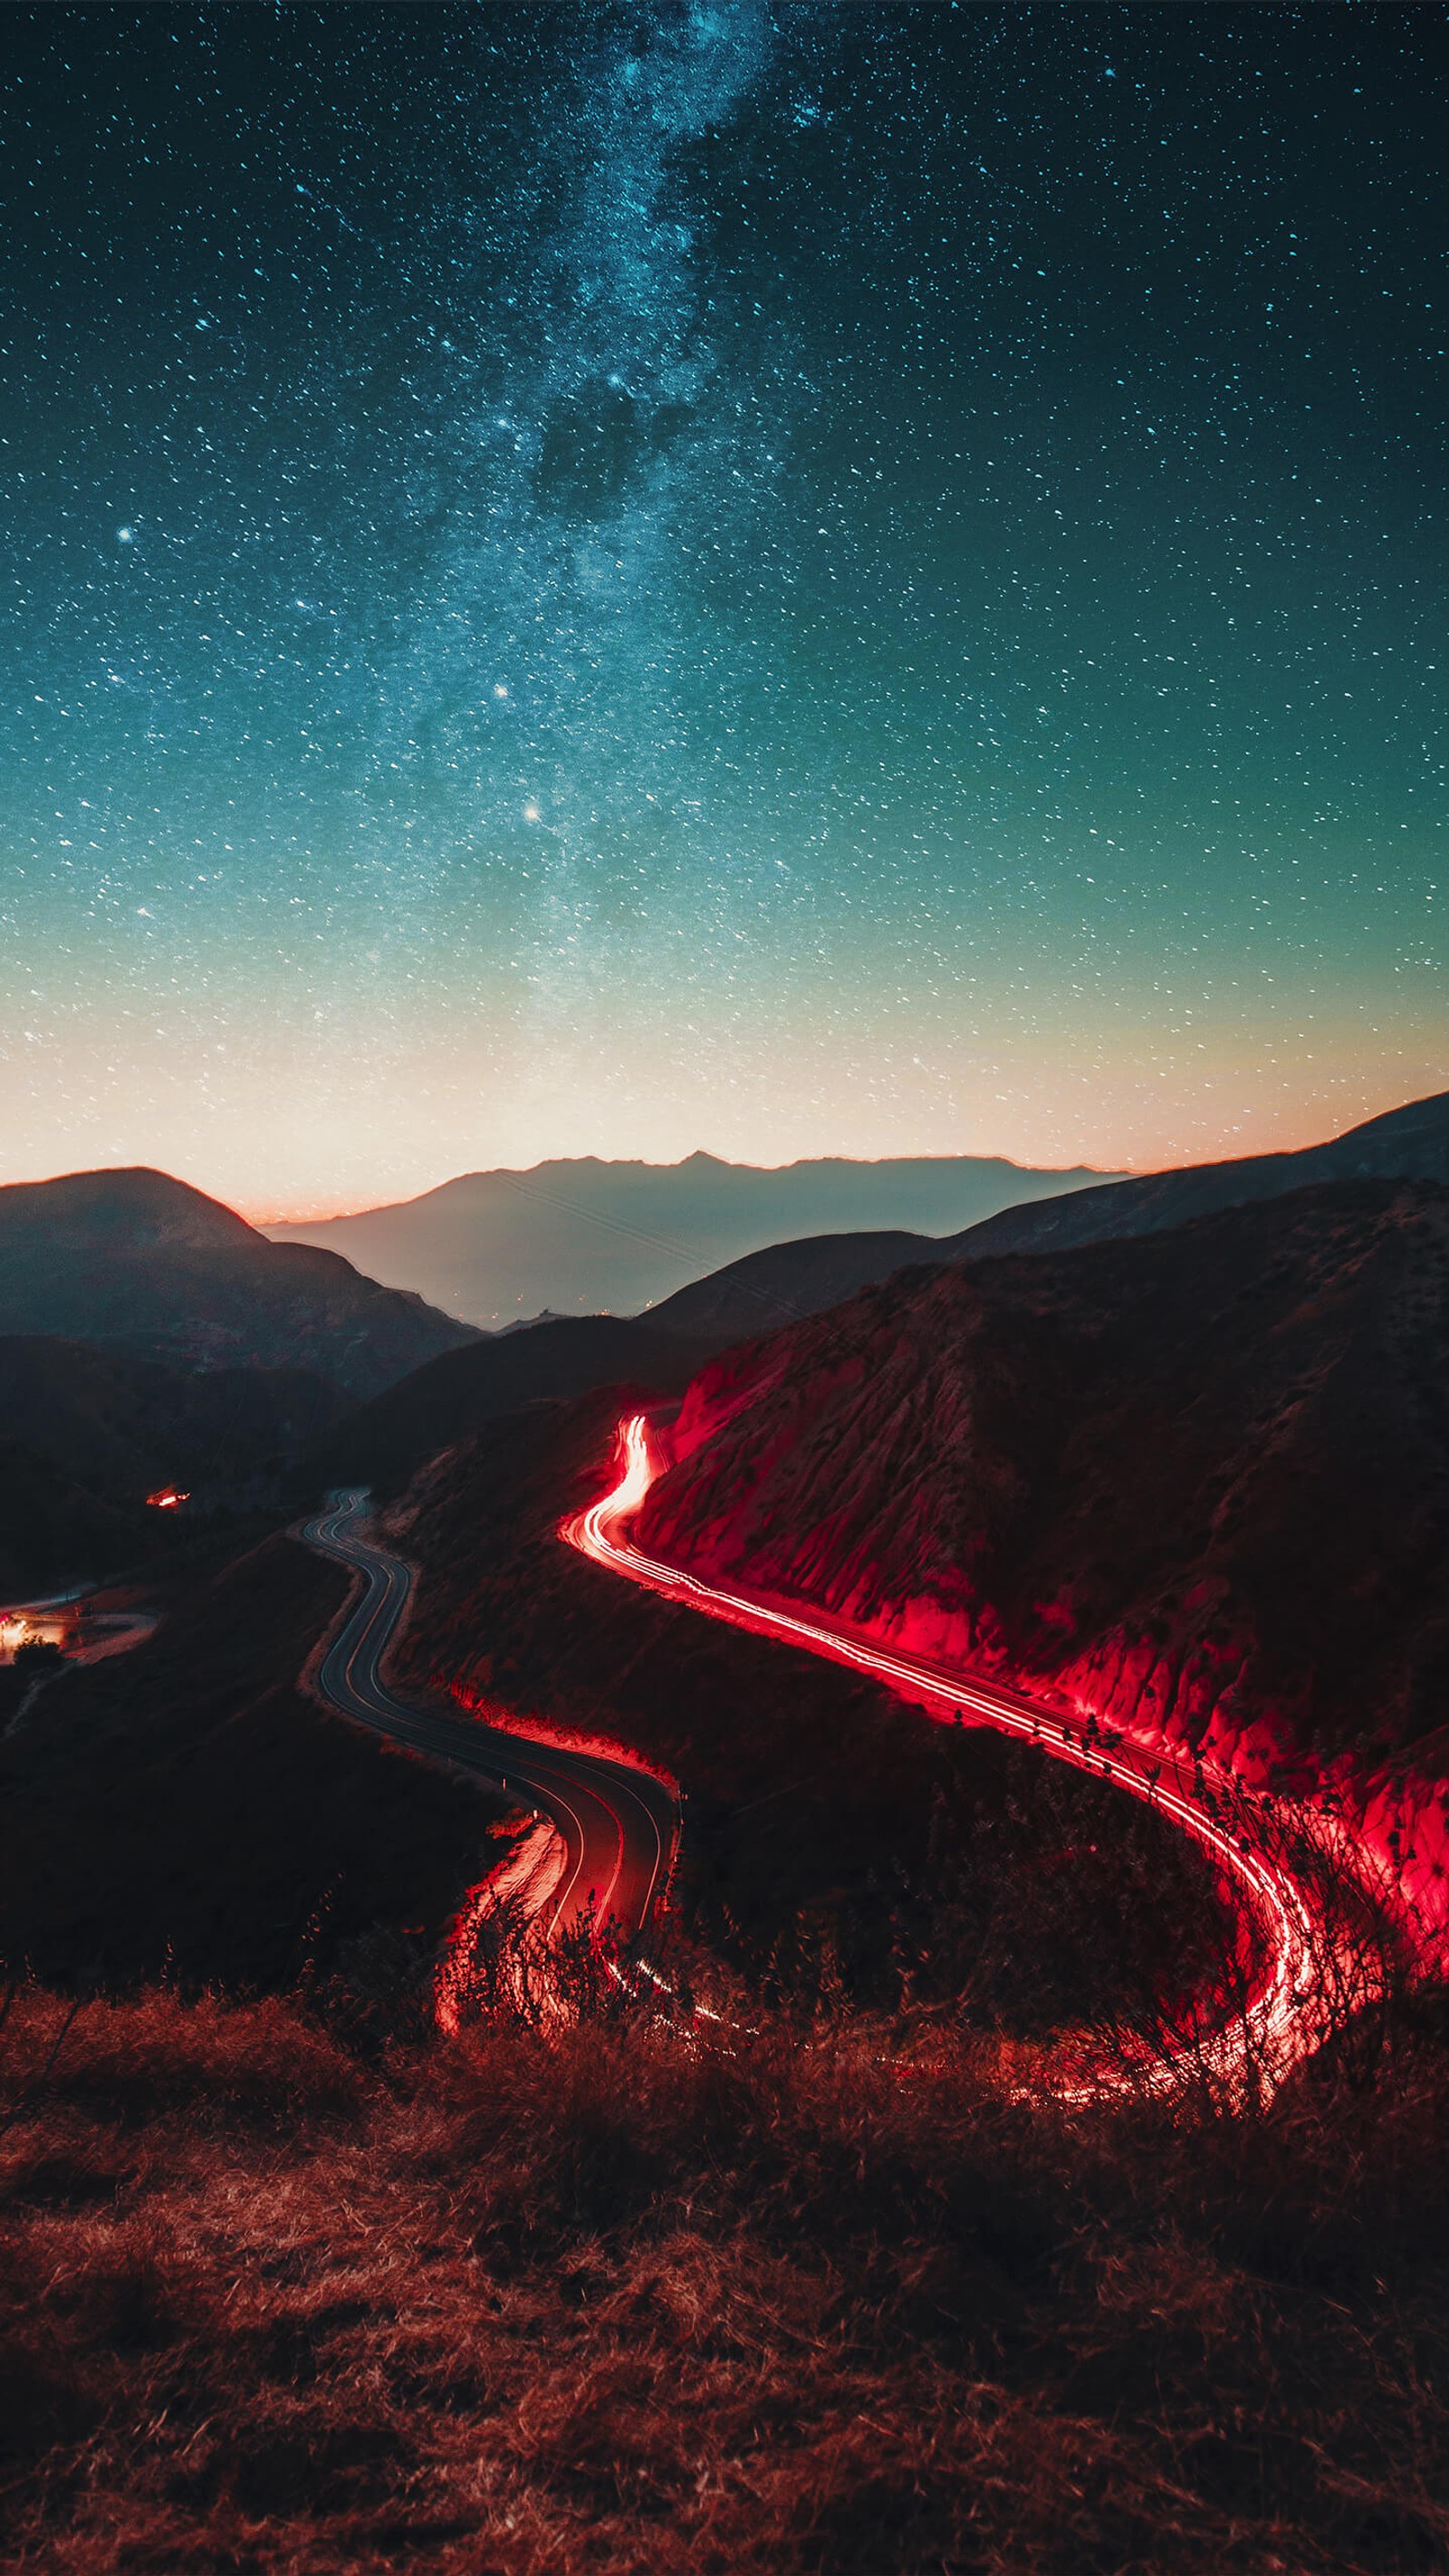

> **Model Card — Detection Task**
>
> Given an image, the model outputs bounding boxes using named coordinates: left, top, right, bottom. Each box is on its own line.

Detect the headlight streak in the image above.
left=561, top=1411, right=1352, bottom=2104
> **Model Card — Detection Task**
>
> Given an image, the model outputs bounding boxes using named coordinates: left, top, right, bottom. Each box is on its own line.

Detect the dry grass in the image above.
left=3, top=1976, right=1449, bottom=2572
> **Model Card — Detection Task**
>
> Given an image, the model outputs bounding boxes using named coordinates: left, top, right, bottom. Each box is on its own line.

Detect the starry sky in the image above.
left=2, top=2, right=1444, bottom=1216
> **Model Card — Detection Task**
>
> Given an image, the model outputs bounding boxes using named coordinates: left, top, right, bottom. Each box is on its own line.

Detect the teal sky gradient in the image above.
left=1, top=3, right=1443, bottom=1214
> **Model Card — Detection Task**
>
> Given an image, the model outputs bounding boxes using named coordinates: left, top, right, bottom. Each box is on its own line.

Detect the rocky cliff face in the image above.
left=637, top=1180, right=1449, bottom=1937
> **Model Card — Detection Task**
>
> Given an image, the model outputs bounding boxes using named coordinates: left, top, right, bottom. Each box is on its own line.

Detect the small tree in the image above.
left=13, top=1639, right=64, bottom=1680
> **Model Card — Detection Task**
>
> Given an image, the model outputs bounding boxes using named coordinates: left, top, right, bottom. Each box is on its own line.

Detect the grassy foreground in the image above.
left=3, top=1977, right=1448, bottom=2573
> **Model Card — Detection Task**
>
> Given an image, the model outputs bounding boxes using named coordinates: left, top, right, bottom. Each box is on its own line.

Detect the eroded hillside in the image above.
left=638, top=1180, right=1449, bottom=1785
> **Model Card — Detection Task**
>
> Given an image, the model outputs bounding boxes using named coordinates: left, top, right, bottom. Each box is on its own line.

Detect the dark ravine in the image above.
left=300, top=1313, right=714, bottom=1501
left=0, top=1334, right=350, bottom=1593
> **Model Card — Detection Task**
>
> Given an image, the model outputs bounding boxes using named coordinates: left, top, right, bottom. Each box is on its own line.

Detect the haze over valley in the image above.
left=263, top=1147, right=1117, bottom=1327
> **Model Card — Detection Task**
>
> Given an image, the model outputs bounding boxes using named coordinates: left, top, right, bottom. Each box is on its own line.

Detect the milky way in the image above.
left=2, top=4, right=1444, bottom=1209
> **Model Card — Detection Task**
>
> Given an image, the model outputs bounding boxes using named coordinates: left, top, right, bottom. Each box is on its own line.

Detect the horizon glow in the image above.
left=2, top=5, right=1444, bottom=1217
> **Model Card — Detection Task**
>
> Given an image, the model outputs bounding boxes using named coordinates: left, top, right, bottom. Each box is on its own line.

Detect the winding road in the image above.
left=562, top=1413, right=1330, bottom=2094
left=304, top=1422, right=1342, bottom=2092
left=301, top=1491, right=677, bottom=1949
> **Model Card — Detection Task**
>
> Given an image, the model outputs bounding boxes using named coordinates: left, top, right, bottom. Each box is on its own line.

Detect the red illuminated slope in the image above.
left=563, top=1414, right=1334, bottom=2096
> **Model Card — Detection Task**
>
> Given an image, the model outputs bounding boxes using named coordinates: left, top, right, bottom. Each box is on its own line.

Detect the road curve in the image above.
left=300, top=1491, right=677, bottom=1949
left=562, top=1413, right=1330, bottom=2096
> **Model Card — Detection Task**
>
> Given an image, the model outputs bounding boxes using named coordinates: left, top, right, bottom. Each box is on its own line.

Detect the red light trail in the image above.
left=561, top=1412, right=1352, bottom=2099
left=301, top=1491, right=677, bottom=2023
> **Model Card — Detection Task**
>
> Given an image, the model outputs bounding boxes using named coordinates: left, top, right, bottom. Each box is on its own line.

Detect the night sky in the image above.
left=3, top=3, right=1444, bottom=1214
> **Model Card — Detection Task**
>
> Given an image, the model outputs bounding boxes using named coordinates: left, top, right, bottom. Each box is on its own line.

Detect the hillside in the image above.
left=7, top=1976, right=1448, bottom=2576
left=264, top=1149, right=1112, bottom=1326
left=945, top=1083, right=1449, bottom=1264
left=395, top=1389, right=1225, bottom=2014
left=0, top=1434, right=142, bottom=1601
left=637, top=1180, right=1449, bottom=1783
left=0, top=1336, right=347, bottom=1500
left=0, top=1337, right=354, bottom=1594
left=647, top=1227, right=933, bottom=1339
left=0, top=1532, right=508, bottom=1991
left=302, top=1314, right=715, bottom=1501
left=0, top=1167, right=478, bottom=1397
left=641, top=1088, right=1449, bottom=1347
left=5, top=1235, right=1449, bottom=2576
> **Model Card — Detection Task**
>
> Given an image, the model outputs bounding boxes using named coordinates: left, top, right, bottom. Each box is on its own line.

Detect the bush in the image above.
left=12, top=1639, right=64, bottom=1677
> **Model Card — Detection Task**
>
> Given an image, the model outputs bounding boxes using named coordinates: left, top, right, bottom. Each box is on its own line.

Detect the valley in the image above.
left=3, top=1109, right=1449, bottom=2572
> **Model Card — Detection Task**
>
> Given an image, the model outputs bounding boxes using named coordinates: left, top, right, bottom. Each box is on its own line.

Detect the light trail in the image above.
left=301, top=1492, right=677, bottom=2001
left=561, top=1412, right=1334, bottom=2099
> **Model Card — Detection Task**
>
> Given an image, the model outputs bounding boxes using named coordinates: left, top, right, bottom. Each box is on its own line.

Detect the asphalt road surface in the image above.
left=562, top=1412, right=1333, bottom=2097
left=301, top=1491, right=676, bottom=1946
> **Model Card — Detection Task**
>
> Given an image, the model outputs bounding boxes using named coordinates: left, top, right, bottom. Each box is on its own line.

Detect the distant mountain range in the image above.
left=9, top=1091, right=1447, bottom=1590
left=263, top=1149, right=1115, bottom=1327
left=647, top=1088, right=1449, bottom=1341
left=0, top=1167, right=479, bottom=1398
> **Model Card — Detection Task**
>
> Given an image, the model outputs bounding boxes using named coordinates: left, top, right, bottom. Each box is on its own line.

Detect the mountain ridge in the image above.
left=647, top=1086, right=1449, bottom=1341
left=0, top=1166, right=479, bottom=1398
left=263, top=1149, right=1116, bottom=1327
left=945, top=1083, right=1449, bottom=1264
